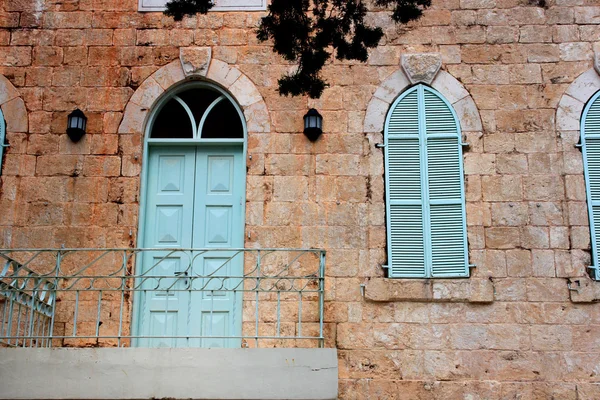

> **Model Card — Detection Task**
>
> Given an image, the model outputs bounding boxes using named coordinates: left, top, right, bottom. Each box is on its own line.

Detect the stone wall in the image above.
left=1, top=0, right=600, bottom=397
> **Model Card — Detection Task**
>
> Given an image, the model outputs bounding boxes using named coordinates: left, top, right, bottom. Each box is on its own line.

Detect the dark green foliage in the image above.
left=164, top=0, right=214, bottom=20
left=165, top=0, right=431, bottom=98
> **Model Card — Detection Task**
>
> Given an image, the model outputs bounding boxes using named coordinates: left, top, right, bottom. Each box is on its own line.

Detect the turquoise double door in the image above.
left=137, top=145, right=245, bottom=348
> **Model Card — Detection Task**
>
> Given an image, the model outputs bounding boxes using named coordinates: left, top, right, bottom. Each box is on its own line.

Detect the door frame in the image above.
left=131, top=80, right=248, bottom=346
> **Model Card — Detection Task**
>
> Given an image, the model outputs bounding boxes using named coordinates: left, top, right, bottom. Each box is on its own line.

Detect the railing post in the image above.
left=255, top=250, right=261, bottom=348
left=47, top=250, right=62, bottom=348
left=319, top=250, right=326, bottom=349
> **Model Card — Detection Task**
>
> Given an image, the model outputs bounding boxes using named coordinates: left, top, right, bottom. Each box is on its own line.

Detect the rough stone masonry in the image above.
left=1, top=0, right=600, bottom=398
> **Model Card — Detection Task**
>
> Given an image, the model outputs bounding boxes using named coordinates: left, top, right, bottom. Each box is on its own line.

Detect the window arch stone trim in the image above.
left=364, top=68, right=482, bottom=135
left=118, top=58, right=271, bottom=137
left=0, top=74, right=28, bottom=133
left=556, top=64, right=600, bottom=133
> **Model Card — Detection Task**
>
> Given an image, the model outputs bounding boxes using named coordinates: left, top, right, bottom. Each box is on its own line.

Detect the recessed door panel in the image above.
left=208, top=156, right=234, bottom=193
left=205, top=206, right=231, bottom=245
left=158, top=155, right=186, bottom=192
left=155, top=206, right=183, bottom=245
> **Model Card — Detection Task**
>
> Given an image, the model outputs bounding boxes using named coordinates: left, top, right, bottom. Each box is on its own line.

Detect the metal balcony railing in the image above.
left=0, top=248, right=325, bottom=348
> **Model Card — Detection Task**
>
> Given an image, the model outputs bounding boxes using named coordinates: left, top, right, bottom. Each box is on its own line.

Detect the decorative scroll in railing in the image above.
left=0, top=249, right=325, bottom=348
left=0, top=254, right=56, bottom=348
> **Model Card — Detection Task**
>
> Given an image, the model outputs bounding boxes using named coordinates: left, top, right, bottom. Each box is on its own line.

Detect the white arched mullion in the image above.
left=198, top=95, right=225, bottom=138
left=173, top=95, right=197, bottom=138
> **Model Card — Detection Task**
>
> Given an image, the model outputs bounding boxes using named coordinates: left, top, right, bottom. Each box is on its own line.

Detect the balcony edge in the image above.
left=0, top=348, right=338, bottom=400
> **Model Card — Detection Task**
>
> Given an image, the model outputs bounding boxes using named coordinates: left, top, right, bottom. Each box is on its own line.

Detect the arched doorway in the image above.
left=135, top=82, right=246, bottom=348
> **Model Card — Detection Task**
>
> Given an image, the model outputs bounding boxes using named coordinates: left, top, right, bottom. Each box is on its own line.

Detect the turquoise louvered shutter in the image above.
left=0, top=109, right=5, bottom=175
left=582, top=91, right=600, bottom=279
left=384, top=85, right=469, bottom=278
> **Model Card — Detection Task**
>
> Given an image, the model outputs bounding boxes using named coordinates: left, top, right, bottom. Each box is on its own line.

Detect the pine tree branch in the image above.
left=164, top=0, right=430, bottom=98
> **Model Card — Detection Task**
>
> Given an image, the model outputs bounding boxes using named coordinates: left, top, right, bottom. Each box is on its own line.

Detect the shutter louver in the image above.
left=385, top=85, right=469, bottom=278
left=582, top=92, right=600, bottom=278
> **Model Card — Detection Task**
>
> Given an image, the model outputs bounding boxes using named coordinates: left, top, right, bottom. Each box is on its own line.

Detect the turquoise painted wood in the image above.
left=138, top=145, right=244, bottom=347
left=384, top=84, right=469, bottom=278
left=0, top=109, right=5, bottom=175
left=191, top=146, right=244, bottom=348
left=581, top=90, right=600, bottom=279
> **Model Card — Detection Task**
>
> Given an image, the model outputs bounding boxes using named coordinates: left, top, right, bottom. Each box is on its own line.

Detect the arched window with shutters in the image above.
left=0, top=108, right=5, bottom=175
left=383, top=84, right=469, bottom=278
left=581, top=90, right=600, bottom=280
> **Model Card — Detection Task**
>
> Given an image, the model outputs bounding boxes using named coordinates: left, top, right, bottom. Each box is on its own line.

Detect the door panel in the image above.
left=138, top=145, right=244, bottom=348
left=190, top=147, right=244, bottom=348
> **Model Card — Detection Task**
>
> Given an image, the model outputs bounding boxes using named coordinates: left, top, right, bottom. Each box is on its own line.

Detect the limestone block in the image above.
left=364, top=278, right=495, bottom=303
left=243, top=101, right=270, bottom=133
left=179, top=47, right=212, bottom=77
left=364, top=279, right=432, bottom=302
left=118, top=103, right=148, bottom=134
left=129, top=77, right=164, bottom=109
left=151, top=60, right=185, bottom=90
left=228, top=75, right=262, bottom=107
left=364, top=97, right=388, bottom=133
left=559, top=42, right=592, bottom=62
left=556, top=95, right=584, bottom=131
left=453, top=96, right=482, bottom=132
left=569, top=277, right=600, bottom=303
left=595, top=51, right=600, bottom=76
left=1, top=97, right=28, bottom=132
left=401, top=53, right=442, bottom=85
left=432, top=280, right=469, bottom=301
left=373, top=70, right=410, bottom=103
left=431, top=71, right=469, bottom=105
left=565, top=69, right=600, bottom=104
left=0, top=74, right=19, bottom=105
left=207, top=59, right=242, bottom=88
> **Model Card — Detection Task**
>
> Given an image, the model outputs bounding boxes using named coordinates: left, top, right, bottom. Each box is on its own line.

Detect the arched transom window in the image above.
left=384, top=84, right=469, bottom=278
left=150, top=84, right=244, bottom=141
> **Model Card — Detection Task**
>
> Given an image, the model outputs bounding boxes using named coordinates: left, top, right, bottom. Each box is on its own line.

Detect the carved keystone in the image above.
left=595, top=51, right=600, bottom=77
left=401, top=53, right=442, bottom=85
left=180, top=47, right=212, bottom=77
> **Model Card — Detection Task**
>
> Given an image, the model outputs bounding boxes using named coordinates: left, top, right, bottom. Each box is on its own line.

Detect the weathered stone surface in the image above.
left=129, top=77, right=164, bottom=109
left=373, top=70, right=410, bottom=103
left=556, top=94, right=584, bottom=131
left=365, top=279, right=495, bottom=303
left=363, top=97, right=388, bottom=133
left=2, top=2, right=600, bottom=396
left=1, top=97, right=28, bottom=132
left=0, top=74, right=20, bottom=105
left=401, top=53, right=442, bottom=84
left=179, top=47, right=212, bottom=77
left=569, top=277, right=600, bottom=303
left=432, top=70, right=469, bottom=104
left=151, top=60, right=185, bottom=90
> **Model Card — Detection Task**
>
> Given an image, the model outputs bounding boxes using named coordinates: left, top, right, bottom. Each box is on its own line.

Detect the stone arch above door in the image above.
left=0, top=74, right=28, bottom=133
left=118, top=52, right=270, bottom=136
left=363, top=54, right=482, bottom=136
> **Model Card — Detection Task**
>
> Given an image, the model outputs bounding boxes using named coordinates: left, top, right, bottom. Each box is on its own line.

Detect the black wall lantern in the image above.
left=67, top=109, right=87, bottom=142
left=303, top=108, right=323, bottom=141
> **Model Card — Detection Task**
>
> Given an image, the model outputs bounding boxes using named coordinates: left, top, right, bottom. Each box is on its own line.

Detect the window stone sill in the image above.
left=569, top=277, right=600, bottom=303
left=364, top=278, right=494, bottom=303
